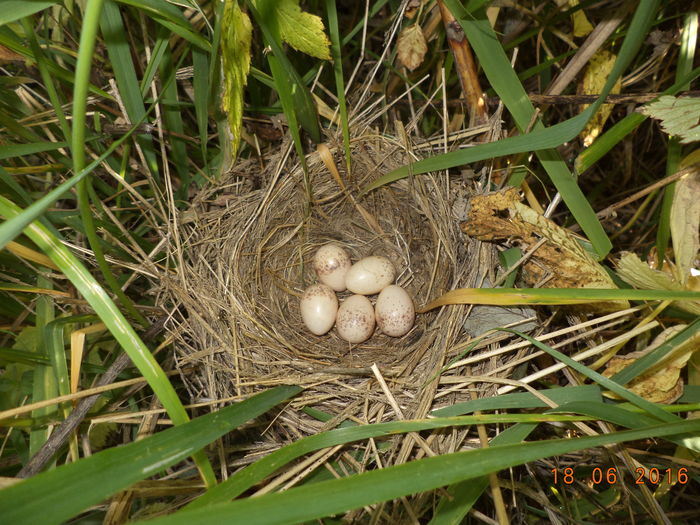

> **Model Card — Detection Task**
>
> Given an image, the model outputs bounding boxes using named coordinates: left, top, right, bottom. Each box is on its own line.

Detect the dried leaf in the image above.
left=670, top=165, right=700, bottom=285
left=580, top=49, right=620, bottom=147
left=640, top=95, right=700, bottom=144
left=221, top=1, right=252, bottom=160
left=0, top=44, right=24, bottom=63
left=397, top=24, right=427, bottom=71
left=603, top=325, right=699, bottom=403
left=569, top=0, right=593, bottom=37
left=462, top=188, right=627, bottom=312
left=616, top=252, right=700, bottom=315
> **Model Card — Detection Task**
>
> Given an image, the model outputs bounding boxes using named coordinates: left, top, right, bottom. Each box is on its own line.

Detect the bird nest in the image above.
left=160, top=133, right=483, bottom=439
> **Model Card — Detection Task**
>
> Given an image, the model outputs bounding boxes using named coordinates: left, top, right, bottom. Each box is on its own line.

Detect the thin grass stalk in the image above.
left=71, top=0, right=147, bottom=326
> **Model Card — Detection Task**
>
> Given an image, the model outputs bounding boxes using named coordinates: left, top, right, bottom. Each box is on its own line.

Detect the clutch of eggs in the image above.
left=300, top=244, right=415, bottom=342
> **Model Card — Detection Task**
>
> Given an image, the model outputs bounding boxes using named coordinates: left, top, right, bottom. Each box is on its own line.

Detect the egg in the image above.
left=313, top=244, right=352, bottom=292
left=375, top=285, right=415, bottom=337
left=336, top=294, right=375, bottom=343
left=300, top=284, right=338, bottom=335
left=345, top=256, right=396, bottom=295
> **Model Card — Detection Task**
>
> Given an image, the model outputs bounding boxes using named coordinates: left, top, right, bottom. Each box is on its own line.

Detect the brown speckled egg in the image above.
left=345, top=256, right=395, bottom=295
left=313, top=244, right=352, bottom=292
left=375, top=285, right=415, bottom=337
left=336, top=294, right=375, bottom=343
left=300, top=284, right=338, bottom=335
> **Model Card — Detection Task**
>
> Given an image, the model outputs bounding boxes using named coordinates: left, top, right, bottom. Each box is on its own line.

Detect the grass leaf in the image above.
left=0, top=386, right=301, bottom=525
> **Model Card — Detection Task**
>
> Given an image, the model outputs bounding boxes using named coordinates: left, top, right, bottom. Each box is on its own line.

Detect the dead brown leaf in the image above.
left=462, top=187, right=627, bottom=311
left=602, top=325, right=698, bottom=403
left=397, top=24, right=427, bottom=71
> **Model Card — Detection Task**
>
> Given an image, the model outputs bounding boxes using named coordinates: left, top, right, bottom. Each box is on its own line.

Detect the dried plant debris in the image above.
left=462, top=187, right=627, bottom=311
left=579, top=49, right=620, bottom=147
left=602, top=325, right=699, bottom=403
left=397, top=24, right=428, bottom=71
left=616, top=164, right=700, bottom=314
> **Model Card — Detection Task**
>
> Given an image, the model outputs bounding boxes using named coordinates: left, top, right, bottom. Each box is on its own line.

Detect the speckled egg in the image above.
left=336, top=294, right=375, bottom=343
left=313, top=244, right=352, bottom=292
left=300, top=284, right=338, bottom=335
left=345, top=256, right=396, bottom=295
left=375, top=285, right=415, bottom=337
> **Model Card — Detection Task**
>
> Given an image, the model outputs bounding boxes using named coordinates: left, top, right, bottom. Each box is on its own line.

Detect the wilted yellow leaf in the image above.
left=397, top=24, right=427, bottom=71
left=603, top=325, right=698, bottom=403
left=221, top=1, right=252, bottom=161
left=580, top=49, right=620, bottom=147
left=670, top=165, right=700, bottom=285
left=252, top=0, right=331, bottom=60
left=616, top=252, right=700, bottom=315
left=569, top=0, right=593, bottom=37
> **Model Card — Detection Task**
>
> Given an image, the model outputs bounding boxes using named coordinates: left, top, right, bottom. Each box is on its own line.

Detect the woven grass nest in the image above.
left=161, top=132, right=484, bottom=440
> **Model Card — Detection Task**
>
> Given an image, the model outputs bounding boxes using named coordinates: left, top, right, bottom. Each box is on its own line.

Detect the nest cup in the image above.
left=161, top=135, right=475, bottom=427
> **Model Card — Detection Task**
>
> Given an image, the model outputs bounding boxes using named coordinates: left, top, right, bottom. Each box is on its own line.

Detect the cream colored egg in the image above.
left=313, top=244, right=352, bottom=292
left=300, top=284, right=338, bottom=335
left=375, top=285, right=415, bottom=337
left=345, top=256, right=396, bottom=295
left=336, top=294, right=375, bottom=343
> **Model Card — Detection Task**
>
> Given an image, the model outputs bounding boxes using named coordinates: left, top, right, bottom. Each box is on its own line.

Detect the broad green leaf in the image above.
left=252, top=0, right=330, bottom=60
left=135, top=420, right=700, bottom=525
left=641, top=95, right=700, bottom=144
left=0, top=386, right=301, bottom=525
left=0, top=1, right=58, bottom=26
left=221, top=0, right=252, bottom=160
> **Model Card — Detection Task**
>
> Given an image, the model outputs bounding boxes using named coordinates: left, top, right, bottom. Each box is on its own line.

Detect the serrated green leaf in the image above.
left=221, top=1, right=252, bottom=160
left=641, top=95, right=700, bottom=143
left=253, top=0, right=330, bottom=60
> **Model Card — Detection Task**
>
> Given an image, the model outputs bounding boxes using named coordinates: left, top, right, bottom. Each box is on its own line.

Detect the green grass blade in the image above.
left=137, top=420, right=700, bottom=525
left=325, top=0, right=351, bottom=173
left=115, top=0, right=210, bottom=50
left=192, top=46, right=210, bottom=161
left=429, top=423, right=536, bottom=525
left=0, top=386, right=301, bottom=525
left=431, top=385, right=602, bottom=417
left=0, top=1, right=58, bottom=26
left=29, top=276, right=57, bottom=459
left=0, top=141, right=71, bottom=161
left=420, top=287, right=700, bottom=310
left=504, top=329, right=678, bottom=425
left=0, top=196, right=215, bottom=484
left=100, top=0, right=160, bottom=177
left=186, top=412, right=592, bottom=510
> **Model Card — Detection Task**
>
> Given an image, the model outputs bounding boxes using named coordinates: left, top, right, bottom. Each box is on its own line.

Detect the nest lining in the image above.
left=160, top=134, right=492, bottom=431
